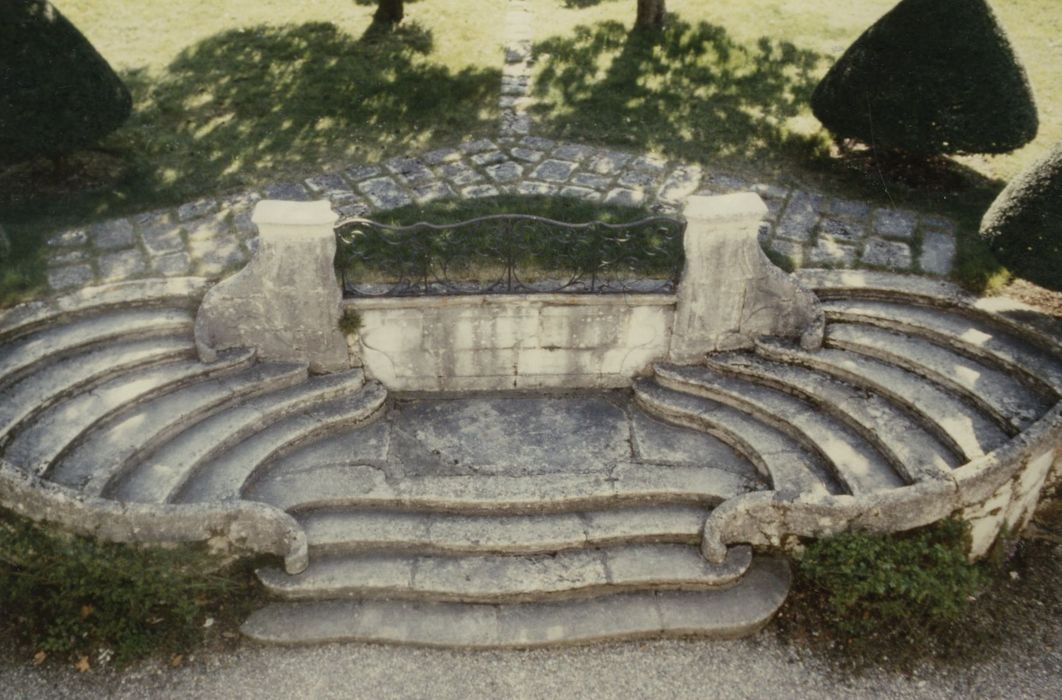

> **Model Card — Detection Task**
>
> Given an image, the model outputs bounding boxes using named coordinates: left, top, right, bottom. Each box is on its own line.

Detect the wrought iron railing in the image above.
left=334, top=214, right=686, bottom=297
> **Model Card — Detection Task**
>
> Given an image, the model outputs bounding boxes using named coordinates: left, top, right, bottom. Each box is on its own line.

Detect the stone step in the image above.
left=632, top=379, right=840, bottom=497
left=243, top=556, right=790, bottom=648
left=653, top=364, right=905, bottom=494
left=256, top=543, right=752, bottom=604
left=0, top=277, right=208, bottom=343
left=1, top=349, right=254, bottom=476
left=826, top=323, right=1049, bottom=434
left=104, top=369, right=367, bottom=503
left=175, top=383, right=389, bottom=504
left=705, top=352, right=957, bottom=483
left=822, top=299, right=1062, bottom=397
left=0, top=308, right=194, bottom=391
left=0, top=335, right=194, bottom=447
left=755, top=338, right=1009, bottom=461
left=300, top=505, right=707, bottom=556
left=50, top=362, right=309, bottom=490
left=246, top=462, right=754, bottom=515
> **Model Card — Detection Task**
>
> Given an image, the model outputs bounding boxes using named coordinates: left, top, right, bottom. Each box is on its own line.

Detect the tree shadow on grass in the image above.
left=0, top=20, right=499, bottom=228
left=530, top=19, right=828, bottom=168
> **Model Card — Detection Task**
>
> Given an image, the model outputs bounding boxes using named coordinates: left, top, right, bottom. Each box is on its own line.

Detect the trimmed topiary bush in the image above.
left=980, top=143, right=1062, bottom=290
left=811, top=0, right=1038, bottom=156
left=0, top=0, right=132, bottom=164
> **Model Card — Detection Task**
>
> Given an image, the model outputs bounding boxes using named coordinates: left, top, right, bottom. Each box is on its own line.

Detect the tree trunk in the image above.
left=374, top=0, right=404, bottom=24
left=635, top=0, right=666, bottom=28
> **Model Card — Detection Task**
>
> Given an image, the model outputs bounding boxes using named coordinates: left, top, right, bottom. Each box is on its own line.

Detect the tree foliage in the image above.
left=811, top=0, right=1038, bottom=156
left=0, top=0, right=132, bottom=163
left=980, top=142, right=1062, bottom=290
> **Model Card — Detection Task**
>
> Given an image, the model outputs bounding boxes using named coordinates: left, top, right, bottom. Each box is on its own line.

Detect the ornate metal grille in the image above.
left=334, top=214, right=686, bottom=297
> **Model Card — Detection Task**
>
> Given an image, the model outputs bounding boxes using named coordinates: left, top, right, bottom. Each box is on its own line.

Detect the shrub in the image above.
left=796, top=519, right=986, bottom=641
left=980, top=142, right=1062, bottom=291
left=811, top=0, right=1038, bottom=156
left=0, top=0, right=132, bottom=164
left=0, top=510, right=258, bottom=666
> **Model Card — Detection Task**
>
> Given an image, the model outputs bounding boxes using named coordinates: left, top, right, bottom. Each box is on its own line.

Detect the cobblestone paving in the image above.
left=42, top=133, right=959, bottom=294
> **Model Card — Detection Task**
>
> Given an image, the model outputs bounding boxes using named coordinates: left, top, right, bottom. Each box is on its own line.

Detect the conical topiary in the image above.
left=0, top=0, right=132, bottom=163
left=980, top=143, right=1062, bottom=290
left=811, top=0, right=1038, bottom=156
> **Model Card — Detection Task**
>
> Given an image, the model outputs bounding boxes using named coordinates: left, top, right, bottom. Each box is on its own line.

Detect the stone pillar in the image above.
left=668, top=193, right=823, bottom=362
left=194, top=200, right=350, bottom=373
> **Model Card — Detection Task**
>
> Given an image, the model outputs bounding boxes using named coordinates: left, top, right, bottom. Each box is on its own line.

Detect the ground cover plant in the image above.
left=0, top=509, right=261, bottom=668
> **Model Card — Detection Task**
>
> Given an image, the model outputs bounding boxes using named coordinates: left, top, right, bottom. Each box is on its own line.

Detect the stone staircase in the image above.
left=1, top=272, right=1059, bottom=649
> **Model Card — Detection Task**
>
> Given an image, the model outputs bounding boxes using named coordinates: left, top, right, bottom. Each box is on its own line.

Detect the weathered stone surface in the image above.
left=486, top=161, right=524, bottom=183
left=358, top=177, right=412, bottom=210
left=808, top=239, right=857, bottom=267
left=919, top=230, right=957, bottom=275
left=531, top=159, right=578, bottom=183
left=305, top=173, right=348, bottom=193
left=438, top=161, right=483, bottom=186
left=47, top=228, right=88, bottom=247
left=152, top=252, right=193, bottom=277
left=98, top=248, right=147, bottom=281
left=472, top=150, right=508, bottom=167
left=263, top=182, right=311, bottom=201
left=768, top=238, right=804, bottom=266
left=461, top=184, right=500, bottom=199
left=89, top=218, right=136, bottom=250
left=385, top=157, right=435, bottom=185
left=460, top=139, right=497, bottom=155
left=657, top=165, right=702, bottom=204
left=510, top=147, right=544, bottom=163
left=775, top=191, right=822, bottom=242
left=47, top=264, right=95, bottom=291
left=177, top=198, right=219, bottom=222
left=194, top=200, right=350, bottom=373
left=344, top=164, right=382, bottom=182
left=559, top=186, right=601, bottom=201
left=604, top=188, right=645, bottom=207
left=860, top=237, right=912, bottom=269
left=825, top=197, right=871, bottom=223
left=669, top=194, right=823, bottom=359
left=189, top=235, right=246, bottom=276
left=515, top=181, right=558, bottom=196
left=421, top=147, right=462, bottom=165
left=872, top=207, right=918, bottom=239
left=816, top=216, right=865, bottom=244
left=589, top=151, right=632, bottom=175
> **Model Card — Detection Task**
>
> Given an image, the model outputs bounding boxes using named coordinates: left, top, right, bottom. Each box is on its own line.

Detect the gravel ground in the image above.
left=4, top=534, right=1059, bottom=699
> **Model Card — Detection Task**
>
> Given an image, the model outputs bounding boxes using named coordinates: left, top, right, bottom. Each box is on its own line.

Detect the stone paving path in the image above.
left=40, top=7, right=958, bottom=296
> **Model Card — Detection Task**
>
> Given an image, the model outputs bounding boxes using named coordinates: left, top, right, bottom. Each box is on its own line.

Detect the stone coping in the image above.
left=0, top=459, right=308, bottom=574
left=343, top=292, right=678, bottom=310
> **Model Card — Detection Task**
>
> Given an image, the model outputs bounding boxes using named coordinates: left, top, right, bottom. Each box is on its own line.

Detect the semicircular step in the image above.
left=246, top=461, right=754, bottom=515
left=1, top=349, right=254, bottom=476
left=300, top=505, right=708, bottom=557
left=101, top=369, right=368, bottom=503
left=175, top=383, right=388, bottom=504
left=242, top=555, right=790, bottom=647
left=704, top=352, right=957, bottom=483
left=755, top=338, right=1010, bottom=461
left=255, top=543, right=752, bottom=604
left=0, top=307, right=195, bottom=392
left=652, top=364, right=906, bottom=494
left=821, top=298, right=1062, bottom=396
left=48, top=362, right=309, bottom=490
left=0, top=277, right=209, bottom=343
left=826, top=323, right=1050, bottom=434
left=632, top=379, right=840, bottom=497
left=0, top=334, right=194, bottom=448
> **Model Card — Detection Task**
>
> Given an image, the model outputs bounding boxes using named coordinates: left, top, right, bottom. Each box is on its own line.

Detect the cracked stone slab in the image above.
left=389, top=395, right=630, bottom=475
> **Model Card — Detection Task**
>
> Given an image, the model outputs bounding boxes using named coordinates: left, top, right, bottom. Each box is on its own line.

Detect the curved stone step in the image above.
left=301, top=505, right=707, bottom=556
left=755, top=338, right=1009, bottom=461
left=827, top=323, right=1049, bottom=433
left=822, top=299, right=1062, bottom=396
left=797, top=269, right=1062, bottom=355
left=0, top=335, right=194, bottom=447
left=632, top=380, right=840, bottom=497
left=243, top=556, right=790, bottom=648
left=49, top=363, right=309, bottom=490
left=175, top=383, right=389, bottom=504
left=653, top=364, right=905, bottom=494
left=246, top=461, right=754, bottom=515
left=1, top=349, right=255, bottom=476
left=0, top=308, right=195, bottom=391
left=104, top=369, right=368, bottom=503
left=705, top=352, right=957, bottom=483
left=0, top=277, right=209, bottom=343
left=256, top=543, right=752, bottom=604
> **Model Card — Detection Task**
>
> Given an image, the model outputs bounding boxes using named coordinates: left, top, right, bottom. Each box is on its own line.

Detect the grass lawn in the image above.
left=0, top=0, right=1059, bottom=303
